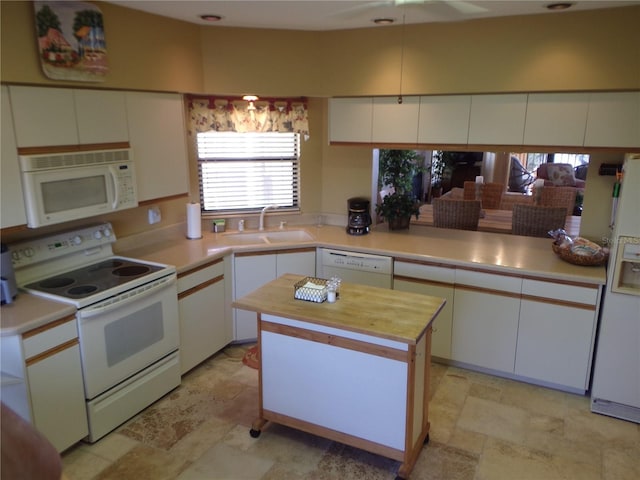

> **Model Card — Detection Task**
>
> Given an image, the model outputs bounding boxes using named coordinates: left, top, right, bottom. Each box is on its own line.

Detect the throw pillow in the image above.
left=546, top=163, right=576, bottom=186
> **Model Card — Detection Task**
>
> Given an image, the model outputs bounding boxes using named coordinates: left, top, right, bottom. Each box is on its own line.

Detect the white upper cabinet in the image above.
left=524, top=93, right=589, bottom=146
left=329, top=97, right=373, bottom=143
left=125, top=92, right=189, bottom=201
left=9, top=86, right=129, bottom=147
left=74, top=90, right=129, bottom=144
left=418, top=95, right=471, bottom=144
left=468, top=94, right=528, bottom=145
left=372, top=96, right=420, bottom=144
left=10, top=86, right=79, bottom=147
left=1, top=86, right=27, bottom=228
left=584, top=91, right=640, bottom=148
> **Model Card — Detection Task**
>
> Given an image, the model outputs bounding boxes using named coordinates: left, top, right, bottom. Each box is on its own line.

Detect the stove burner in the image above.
left=89, top=260, right=124, bottom=272
left=39, top=277, right=74, bottom=289
left=67, top=285, right=99, bottom=296
left=113, top=265, right=151, bottom=277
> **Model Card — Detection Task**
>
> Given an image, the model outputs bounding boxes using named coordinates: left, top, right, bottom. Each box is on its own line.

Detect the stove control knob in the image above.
left=94, top=230, right=103, bottom=240
left=103, top=228, right=112, bottom=237
left=71, top=235, right=82, bottom=245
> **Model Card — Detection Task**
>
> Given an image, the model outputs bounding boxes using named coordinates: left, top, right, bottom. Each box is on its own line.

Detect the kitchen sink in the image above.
left=222, top=229, right=314, bottom=245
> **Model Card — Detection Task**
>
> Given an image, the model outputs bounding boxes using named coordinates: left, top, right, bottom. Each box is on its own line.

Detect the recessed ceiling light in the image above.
left=546, top=2, right=574, bottom=11
left=373, top=18, right=395, bottom=25
left=199, top=14, right=223, bottom=22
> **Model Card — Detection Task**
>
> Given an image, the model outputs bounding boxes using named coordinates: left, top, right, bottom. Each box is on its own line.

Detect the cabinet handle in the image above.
left=178, top=274, right=224, bottom=300
left=26, top=338, right=79, bottom=367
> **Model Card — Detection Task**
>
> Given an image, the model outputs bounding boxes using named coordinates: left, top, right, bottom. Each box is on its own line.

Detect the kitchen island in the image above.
left=233, top=273, right=445, bottom=480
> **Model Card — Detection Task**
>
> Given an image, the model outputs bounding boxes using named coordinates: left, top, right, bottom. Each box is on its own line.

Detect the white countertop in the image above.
left=1, top=221, right=606, bottom=336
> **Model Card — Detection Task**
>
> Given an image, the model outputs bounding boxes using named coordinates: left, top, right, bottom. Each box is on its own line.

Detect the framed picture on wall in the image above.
left=33, top=1, right=109, bottom=82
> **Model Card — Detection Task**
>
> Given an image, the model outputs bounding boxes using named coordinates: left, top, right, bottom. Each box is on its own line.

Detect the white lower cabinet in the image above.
left=177, top=257, right=231, bottom=374
left=452, top=269, right=522, bottom=373
left=233, top=249, right=316, bottom=342
left=514, top=279, right=601, bottom=392
left=393, top=260, right=454, bottom=360
left=1, top=316, right=89, bottom=453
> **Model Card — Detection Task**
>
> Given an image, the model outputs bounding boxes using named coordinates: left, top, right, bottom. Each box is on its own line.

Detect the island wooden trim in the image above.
left=260, top=409, right=405, bottom=462
left=261, top=320, right=408, bottom=363
left=177, top=274, right=224, bottom=300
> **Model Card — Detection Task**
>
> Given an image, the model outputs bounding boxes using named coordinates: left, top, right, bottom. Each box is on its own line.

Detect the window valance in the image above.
left=187, top=95, right=309, bottom=140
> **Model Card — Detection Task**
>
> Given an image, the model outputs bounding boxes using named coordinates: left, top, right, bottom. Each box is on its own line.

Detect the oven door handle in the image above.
left=78, top=275, right=176, bottom=320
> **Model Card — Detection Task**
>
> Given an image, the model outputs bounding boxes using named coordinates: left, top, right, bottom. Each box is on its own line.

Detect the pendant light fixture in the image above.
left=398, top=13, right=406, bottom=104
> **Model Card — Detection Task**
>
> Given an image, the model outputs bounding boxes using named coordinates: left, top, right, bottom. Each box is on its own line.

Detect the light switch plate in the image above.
left=148, top=206, right=161, bottom=224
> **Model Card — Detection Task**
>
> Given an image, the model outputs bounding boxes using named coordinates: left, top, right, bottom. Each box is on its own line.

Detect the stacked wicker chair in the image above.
left=512, top=204, right=567, bottom=237
left=538, top=186, right=577, bottom=216
left=433, top=199, right=481, bottom=231
left=480, top=182, right=504, bottom=209
left=463, top=181, right=477, bottom=200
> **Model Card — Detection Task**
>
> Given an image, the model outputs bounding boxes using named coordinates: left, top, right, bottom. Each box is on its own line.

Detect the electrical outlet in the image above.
left=148, top=206, right=161, bottom=224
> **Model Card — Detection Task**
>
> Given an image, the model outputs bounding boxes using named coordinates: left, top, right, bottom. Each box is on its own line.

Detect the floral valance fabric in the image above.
left=187, top=95, right=309, bottom=140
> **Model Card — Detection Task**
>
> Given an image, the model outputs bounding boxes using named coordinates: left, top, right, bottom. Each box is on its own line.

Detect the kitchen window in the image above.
left=197, top=131, right=300, bottom=214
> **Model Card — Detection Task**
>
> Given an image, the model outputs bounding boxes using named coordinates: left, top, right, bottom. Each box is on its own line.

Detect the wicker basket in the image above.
left=552, top=242, right=609, bottom=266
left=294, top=277, right=329, bottom=303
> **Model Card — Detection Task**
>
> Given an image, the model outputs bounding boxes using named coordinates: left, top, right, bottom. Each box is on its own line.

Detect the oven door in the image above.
left=77, top=274, right=179, bottom=399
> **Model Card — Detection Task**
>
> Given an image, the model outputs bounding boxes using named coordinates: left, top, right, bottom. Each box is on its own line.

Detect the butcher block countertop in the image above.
left=233, top=273, right=445, bottom=344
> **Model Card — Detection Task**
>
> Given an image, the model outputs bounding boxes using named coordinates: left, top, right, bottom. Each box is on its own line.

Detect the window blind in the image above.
left=197, top=131, right=299, bottom=213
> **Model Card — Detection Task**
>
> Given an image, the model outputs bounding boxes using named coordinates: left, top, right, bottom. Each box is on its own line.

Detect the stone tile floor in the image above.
left=62, top=344, right=640, bottom=479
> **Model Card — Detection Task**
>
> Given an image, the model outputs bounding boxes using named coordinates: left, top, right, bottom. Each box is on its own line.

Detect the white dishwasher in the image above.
left=317, top=248, right=393, bottom=289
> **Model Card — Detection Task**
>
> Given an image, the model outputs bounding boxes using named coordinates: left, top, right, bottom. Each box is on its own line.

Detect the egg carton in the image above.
left=293, top=277, right=328, bottom=303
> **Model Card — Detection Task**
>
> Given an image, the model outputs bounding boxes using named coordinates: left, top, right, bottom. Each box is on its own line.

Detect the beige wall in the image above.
left=2, top=2, right=638, bottom=240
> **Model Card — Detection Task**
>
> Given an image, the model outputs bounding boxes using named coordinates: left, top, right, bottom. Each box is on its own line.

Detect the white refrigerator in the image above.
left=590, top=153, right=640, bottom=423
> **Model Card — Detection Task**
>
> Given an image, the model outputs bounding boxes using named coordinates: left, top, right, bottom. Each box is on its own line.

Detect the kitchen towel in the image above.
left=186, top=202, right=202, bottom=239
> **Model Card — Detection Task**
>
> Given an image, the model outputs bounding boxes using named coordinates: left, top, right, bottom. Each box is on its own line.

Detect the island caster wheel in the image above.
left=249, top=428, right=261, bottom=438
left=423, top=433, right=430, bottom=445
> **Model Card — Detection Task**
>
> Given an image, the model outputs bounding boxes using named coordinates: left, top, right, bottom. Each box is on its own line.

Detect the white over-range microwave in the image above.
left=19, top=148, right=138, bottom=228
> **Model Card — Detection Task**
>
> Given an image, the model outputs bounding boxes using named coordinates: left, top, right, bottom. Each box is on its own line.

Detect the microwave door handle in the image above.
left=108, top=165, right=119, bottom=209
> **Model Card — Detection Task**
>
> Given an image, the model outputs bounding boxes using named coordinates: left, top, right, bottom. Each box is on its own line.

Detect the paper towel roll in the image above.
left=186, top=203, right=202, bottom=239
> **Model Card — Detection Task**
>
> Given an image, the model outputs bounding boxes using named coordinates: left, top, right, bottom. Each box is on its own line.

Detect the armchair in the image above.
left=536, top=163, right=585, bottom=189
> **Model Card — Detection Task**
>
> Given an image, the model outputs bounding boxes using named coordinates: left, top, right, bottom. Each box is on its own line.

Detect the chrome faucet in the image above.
left=259, top=205, right=278, bottom=230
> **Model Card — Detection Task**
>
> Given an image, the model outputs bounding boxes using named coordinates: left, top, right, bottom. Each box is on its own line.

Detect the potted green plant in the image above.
left=376, top=149, right=425, bottom=230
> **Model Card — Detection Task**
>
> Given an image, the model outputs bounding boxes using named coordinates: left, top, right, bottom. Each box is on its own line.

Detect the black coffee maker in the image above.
left=346, top=197, right=372, bottom=235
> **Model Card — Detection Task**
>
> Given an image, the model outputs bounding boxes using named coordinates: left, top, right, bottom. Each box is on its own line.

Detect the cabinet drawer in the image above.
left=178, top=259, right=224, bottom=294
left=455, top=269, right=521, bottom=294
left=522, top=279, right=599, bottom=305
left=394, top=261, right=454, bottom=284
left=23, top=317, right=77, bottom=360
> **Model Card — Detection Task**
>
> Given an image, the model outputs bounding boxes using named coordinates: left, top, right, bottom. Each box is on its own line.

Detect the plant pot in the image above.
left=388, top=216, right=411, bottom=231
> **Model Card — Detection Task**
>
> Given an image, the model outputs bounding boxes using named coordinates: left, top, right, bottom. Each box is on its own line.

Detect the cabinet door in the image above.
left=125, top=92, right=189, bottom=201
left=9, top=86, right=78, bottom=147
left=418, top=95, right=471, bottom=144
left=584, top=91, right=640, bottom=148
left=276, top=250, right=316, bottom=277
left=27, top=342, right=88, bottom=452
left=1, top=86, right=27, bottom=228
left=372, top=96, right=420, bottom=144
left=328, top=97, right=373, bottom=143
left=524, top=93, right=589, bottom=146
left=74, top=90, right=128, bottom=144
left=452, top=270, right=522, bottom=373
left=468, top=94, right=527, bottom=145
left=234, top=254, right=277, bottom=341
left=515, top=279, right=600, bottom=392
left=393, top=261, right=455, bottom=360
left=178, top=273, right=227, bottom=374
